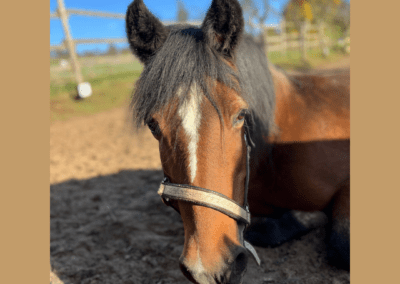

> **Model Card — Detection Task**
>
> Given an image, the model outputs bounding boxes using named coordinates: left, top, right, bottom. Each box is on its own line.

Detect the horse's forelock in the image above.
left=131, top=26, right=239, bottom=129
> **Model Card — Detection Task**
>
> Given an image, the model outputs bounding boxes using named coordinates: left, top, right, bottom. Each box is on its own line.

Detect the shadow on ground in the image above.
left=51, top=169, right=187, bottom=284
left=51, top=169, right=349, bottom=284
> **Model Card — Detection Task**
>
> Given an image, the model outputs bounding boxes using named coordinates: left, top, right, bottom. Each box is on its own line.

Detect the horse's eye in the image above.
left=236, top=109, right=247, bottom=124
left=147, top=119, right=161, bottom=138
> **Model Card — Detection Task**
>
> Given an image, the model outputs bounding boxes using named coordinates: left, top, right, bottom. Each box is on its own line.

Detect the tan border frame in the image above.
left=1, top=0, right=49, bottom=283
left=2, top=0, right=399, bottom=283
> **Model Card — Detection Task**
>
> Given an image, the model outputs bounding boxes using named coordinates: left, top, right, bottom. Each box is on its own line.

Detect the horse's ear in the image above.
left=201, top=0, right=244, bottom=58
left=126, top=0, right=169, bottom=64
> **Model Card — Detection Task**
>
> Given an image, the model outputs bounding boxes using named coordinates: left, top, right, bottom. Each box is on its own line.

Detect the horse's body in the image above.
left=126, top=1, right=350, bottom=283
left=245, top=67, right=350, bottom=269
left=249, top=67, right=350, bottom=215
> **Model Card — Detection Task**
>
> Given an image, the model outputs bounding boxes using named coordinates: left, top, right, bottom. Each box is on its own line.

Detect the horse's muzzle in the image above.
left=179, top=245, right=248, bottom=284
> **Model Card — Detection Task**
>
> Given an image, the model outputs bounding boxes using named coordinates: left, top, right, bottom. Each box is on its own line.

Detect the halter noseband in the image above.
left=157, top=130, right=260, bottom=265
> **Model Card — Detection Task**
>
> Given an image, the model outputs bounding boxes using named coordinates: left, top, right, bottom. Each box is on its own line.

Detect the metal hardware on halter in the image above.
left=157, top=130, right=260, bottom=265
left=244, top=240, right=261, bottom=265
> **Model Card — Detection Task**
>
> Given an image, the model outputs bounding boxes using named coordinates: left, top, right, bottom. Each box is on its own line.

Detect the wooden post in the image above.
left=57, top=0, right=84, bottom=87
left=300, top=20, right=309, bottom=61
left=263, top=27, right=268, bottom=57
left=318, top=21, right=329, bottom=57
left=280, top=20, right=287, bottom=57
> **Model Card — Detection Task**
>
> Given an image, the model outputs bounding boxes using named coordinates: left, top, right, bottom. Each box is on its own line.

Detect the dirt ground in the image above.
left=50, top=58, right=350, bottom=284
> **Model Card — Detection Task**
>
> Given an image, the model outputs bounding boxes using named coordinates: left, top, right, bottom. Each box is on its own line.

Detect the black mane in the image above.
left=130, top=24, right=276, bottom=140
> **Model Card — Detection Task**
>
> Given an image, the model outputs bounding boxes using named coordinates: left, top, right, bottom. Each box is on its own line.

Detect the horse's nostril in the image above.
left=233, top=252, right=248, bottom=274
left=179, top=261, right=196, bottom=283
left=228, top=249, right=248, bottom=284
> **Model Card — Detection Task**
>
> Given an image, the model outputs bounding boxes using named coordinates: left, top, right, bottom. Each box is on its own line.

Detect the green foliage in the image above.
left=266, top=28, right=279, bottom=37
left=325, top=23, right=344, bottom=42
left=283, top=0, right=350, bottom=36
left=332, top=2, right=350, bottom=35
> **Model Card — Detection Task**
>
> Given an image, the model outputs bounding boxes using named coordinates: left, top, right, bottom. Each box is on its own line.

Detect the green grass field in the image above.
left=50, top=49, right=349, bottom=122
left=269, top=48, right=348, bottom=70
left=50, top=54, right=143, bottom=121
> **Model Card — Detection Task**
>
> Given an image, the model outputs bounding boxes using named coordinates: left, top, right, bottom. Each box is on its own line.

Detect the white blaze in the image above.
left=178, top=84, right=202, bottom=183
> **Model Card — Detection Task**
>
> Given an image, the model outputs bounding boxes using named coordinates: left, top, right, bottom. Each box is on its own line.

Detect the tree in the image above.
left=283, top=0, right=350, bottom=36
left=177, top=1, right=188, bottom=23
left=106, top=44, right=118, bottom=56
left=333, top=1, right=350, bottom=36
left=239, top=0, right=275, bottom=35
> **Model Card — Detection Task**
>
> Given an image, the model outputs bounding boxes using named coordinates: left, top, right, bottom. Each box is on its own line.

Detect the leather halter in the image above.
left=157, top=131, right=261, bottom=265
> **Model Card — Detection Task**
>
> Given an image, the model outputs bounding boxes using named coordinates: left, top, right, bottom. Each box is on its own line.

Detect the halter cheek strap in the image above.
left=157, top=132, right=260, bottom=265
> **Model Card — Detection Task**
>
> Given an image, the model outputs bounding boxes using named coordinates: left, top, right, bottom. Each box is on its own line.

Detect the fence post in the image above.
left=263, top=27, right=268, bottom=57
left=318, top=21, right=329, bottom=57
left=280, top=19, right=287, bottom=57
left=300, top=20, right=309, bottom=61
left=57, top=0, right=91, bottom=98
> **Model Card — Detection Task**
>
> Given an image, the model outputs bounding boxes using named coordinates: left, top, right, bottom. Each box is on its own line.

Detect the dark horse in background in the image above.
left=126, top=0, right=349, bottom=283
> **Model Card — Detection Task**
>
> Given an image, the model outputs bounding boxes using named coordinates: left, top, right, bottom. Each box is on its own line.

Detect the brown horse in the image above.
left=126, top=0, right=349, bottom=283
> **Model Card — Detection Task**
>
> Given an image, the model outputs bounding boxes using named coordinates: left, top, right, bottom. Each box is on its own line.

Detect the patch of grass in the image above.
left=50, top=58, right=143, bottom=97
left=268, top=47, right=346, bottom=71
left=50, top=54, right=144, bottom=122
left=50, top=70, right=142, bottom=122
left=50, top=68, right=141, bottom=98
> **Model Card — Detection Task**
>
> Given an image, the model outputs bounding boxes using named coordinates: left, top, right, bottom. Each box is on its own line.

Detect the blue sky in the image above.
left=50, top=0, right=346, bottom=54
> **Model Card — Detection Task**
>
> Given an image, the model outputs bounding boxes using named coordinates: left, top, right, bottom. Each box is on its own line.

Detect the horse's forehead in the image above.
left=176, top=83, right=203, bottom=183
left=177, top=83, right=203, bottom=130
left=172, top=81, right=246, bottom=122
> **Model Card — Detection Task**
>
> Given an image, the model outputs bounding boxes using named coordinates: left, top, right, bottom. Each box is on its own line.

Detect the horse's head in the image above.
left=127, top=1, right=258, bottom=283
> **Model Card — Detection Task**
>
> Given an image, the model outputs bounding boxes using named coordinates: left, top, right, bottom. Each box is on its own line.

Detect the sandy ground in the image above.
left=50, top=58, right=350, bottom=284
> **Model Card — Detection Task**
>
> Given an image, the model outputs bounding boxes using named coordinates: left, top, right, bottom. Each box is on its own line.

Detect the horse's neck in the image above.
left=268, top=63, right=294, bottom=101
left=244, top=64, right=286, bottom=167
left=250, top=64, right=298, bottom=170
left=266, top=64, right=295, bottom=143
left=267, top=63, right=350, bottom=143
left=248, top=65, right=294, bottom=182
